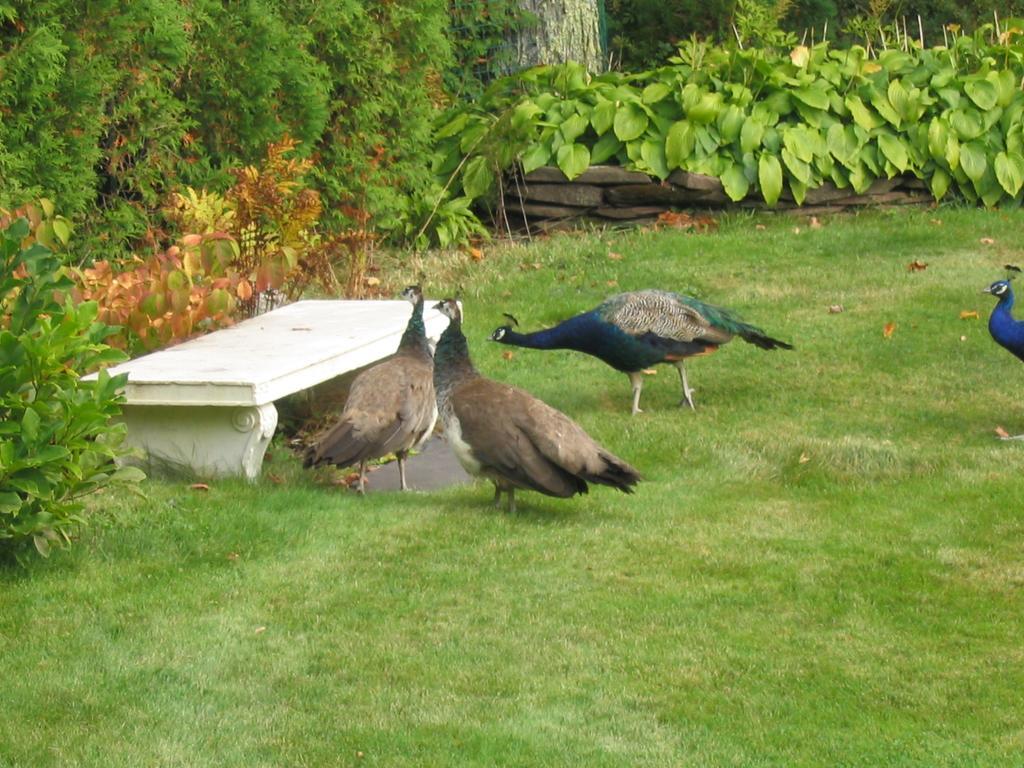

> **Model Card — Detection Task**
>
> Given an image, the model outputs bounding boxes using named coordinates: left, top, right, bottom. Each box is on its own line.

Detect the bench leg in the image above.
left=120, top=403, right=279, bottom=481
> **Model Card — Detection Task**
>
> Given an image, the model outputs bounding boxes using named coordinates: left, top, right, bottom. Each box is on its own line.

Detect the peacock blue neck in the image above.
left=501, top=311, right=665, bottom=371
left=502, top=312, right=605, bottom=350
left=434, top=317, right=478, bottom=386
left=399, top=297, right=430, bottom=354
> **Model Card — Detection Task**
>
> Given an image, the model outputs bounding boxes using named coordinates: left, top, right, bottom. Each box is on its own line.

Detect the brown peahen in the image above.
left=432, top=298, right=640, bottom=512
left=304, top=285, right=437, bottom=492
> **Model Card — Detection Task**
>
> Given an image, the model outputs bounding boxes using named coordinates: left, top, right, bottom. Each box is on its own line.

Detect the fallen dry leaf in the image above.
left=267, top=473, right=284, bottom=484
left=960, top=310, right=980, bottom=320
left=960, top=335, right=967, bottom=342
left=502, top=351, right=514, bottom=361
left=755, top=223, right=766, bottom=231
left=792, top=226, right=802, bottom=235
left=883, top=322, right=896, bottom=339
left=364, top=276, right=381, bottom=287
left=236, top=279, right=254, bottom=301
left=227, top=552, right=240, bottom=561
left=798, top=452, right=811, bottom=464
left=641, top=368, right=658, bottom=375
left=907, top=260, right=928, bottom=272
left=930, top=218, right=943, bottom=226
left=469, top=247, right=484, bottom=262
left=606, top=280, right=618, bottom=287
left=828, top=304, right=844, bottom=314
left=809, top=216, right=822, bottom=229
left=254, top=626, right=267, bottom=634
left=607, top=252, right=623, bottom=261
left=995, top=425, right=1011, bottom=439
left=189, top=482, right=210, bottom=491
left=980, top=237, right=995, bottom=245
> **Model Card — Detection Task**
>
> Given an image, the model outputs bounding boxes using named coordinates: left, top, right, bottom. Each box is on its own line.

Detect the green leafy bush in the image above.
left=434, top=27, right=1024, bottom=214
left=0, top=216, right=140, bottom=559
left=0, top=0, right=451, bottom=257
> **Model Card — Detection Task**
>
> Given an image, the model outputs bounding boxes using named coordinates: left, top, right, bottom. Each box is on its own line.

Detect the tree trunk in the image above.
left=514, top=0, right=604, bottom=73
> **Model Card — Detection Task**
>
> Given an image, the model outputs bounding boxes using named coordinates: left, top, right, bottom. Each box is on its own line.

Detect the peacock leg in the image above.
left=396, top=450, right=409, bottom=491
left=674, top=361, right=696, bottom=409
left=357, top=460, right=368, bottom=494
left=493, top=484, right=503, bottom=509
left=507, top=488, right=516, bottom=514
left=627, top=371, right=644, bottom=415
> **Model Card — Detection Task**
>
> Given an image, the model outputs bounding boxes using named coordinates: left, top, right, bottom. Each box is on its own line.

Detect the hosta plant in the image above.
left=433, top=23, right=1024, bottom=213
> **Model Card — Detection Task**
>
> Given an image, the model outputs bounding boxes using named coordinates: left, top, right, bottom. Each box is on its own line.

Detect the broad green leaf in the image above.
left=868, top=89, right=901, bottom=127
left=21, top=407, right=40, bottom=443
left=642, top=82, right=672, bottom=104
left=721, top=163, right=750, bottom=201
left=0, top=491, right=21, bottom=514
left=758, top=153, right=783, bottom=206
left=887, top=79, right=909, bottom=120
left=789, top=178, right=807, bottom=206
left=665, top=120, right=696, bottom=169
left=782, top=125, right=817, bottom=164
left=613, top=102, right=649, bottom=142
left=717, top=105, right=744, bottom=143
left=781, top=148, right=811, bottom=184
left=990, top=70, right=1017, bottom=107
left=929, top=167, right=952, bottom=200
left=640, top=140, right=669, bottom=179
left=877, top=133, right=909, bottom=172
left=827, top=123, right=859, bottom=164
left=688, top=93, right=722, bottom=125
left=560, top=113, right=590, bottom=143
left=435, top=112, right=469, bottom=139
left=556, top=143, right=591, bottom=180
left=591, top=99, right=617, bottom=136
left=511, top=101, right=542, bottom=132
left=964, top=79, right=998, bottom=111
left=994, top=151, right=1024, bottom=197
left=849, top=162, right=872, bottom=194
left=792, top=85, right=829, bottom=110
left=740, top=118, right=765, bottom=154
left=945, top=136, right=960, bottom=170
left=590, top=132, right=622, bottom=164
left=927, top=118, right=948, bottom=161
left=949, top=109, right=984, bottom=140
left=846, top=96, right=883, bottom=131
left=52, top=219, right=71, bottom=246
left=110, top=466, right=147, bottom=484
left=959, top=141, right=987, bottom=183
left=763, top=90, right=792, bottom=117
left=520, top=142, right=552, bottom=174
left=461, top=156, right=494, bottom=198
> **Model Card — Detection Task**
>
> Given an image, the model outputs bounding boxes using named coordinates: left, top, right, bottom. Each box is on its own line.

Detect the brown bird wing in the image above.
left=305, top=353, right=435, bottom=468
left=451, top=378, right=639, bottom=497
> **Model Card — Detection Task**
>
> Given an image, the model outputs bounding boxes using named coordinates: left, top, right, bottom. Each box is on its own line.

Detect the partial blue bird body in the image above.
left=985, top=279, right=1024, bottom=363
left=496, top=310, right=700, bottom=372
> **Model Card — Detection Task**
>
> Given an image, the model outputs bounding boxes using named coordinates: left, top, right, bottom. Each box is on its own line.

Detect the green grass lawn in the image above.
left=3, top=207, right=1024, bottom=767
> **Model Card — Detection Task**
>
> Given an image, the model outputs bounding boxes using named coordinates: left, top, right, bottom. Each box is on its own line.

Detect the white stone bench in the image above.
left=89, top=299, right=447, bottom=480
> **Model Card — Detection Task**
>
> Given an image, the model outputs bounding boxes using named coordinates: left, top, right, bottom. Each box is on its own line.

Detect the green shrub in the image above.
left=0, top=0, right=451, bottom=258
left=433, top=30, right=1024, bottom=215
left=0, top=216, right=140, bottom=559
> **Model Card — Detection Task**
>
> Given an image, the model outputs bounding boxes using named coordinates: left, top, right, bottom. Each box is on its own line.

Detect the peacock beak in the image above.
left=982, top=286, right=995, bottom=294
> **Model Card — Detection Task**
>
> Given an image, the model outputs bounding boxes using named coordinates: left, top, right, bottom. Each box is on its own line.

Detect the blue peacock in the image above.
left=984, top=266, right=1024, bottom=439
left=490, top=289, right=793, bottom=415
